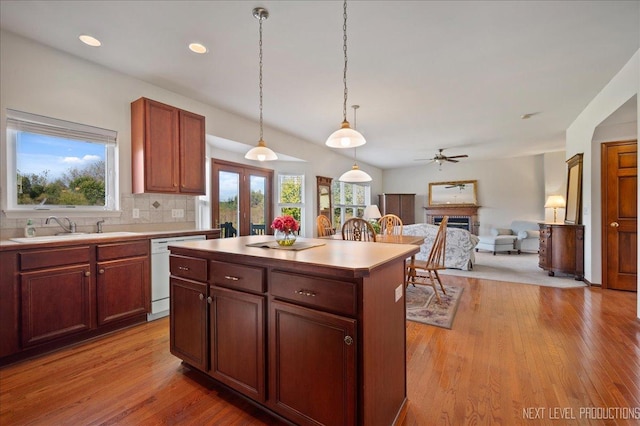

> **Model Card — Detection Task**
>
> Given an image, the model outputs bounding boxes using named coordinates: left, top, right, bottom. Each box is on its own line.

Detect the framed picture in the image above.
left=564, top=153, right=583, bottom=224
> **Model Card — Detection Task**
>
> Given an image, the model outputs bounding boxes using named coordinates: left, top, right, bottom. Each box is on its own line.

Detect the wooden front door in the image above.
left=602, top=140, right=637, bottom=291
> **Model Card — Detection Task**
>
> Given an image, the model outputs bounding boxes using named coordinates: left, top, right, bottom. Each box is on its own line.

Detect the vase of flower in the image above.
left=271, top=215, right=300, bottom=247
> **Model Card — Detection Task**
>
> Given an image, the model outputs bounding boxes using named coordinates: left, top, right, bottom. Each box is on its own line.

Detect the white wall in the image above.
left=544, top=151, right=568, bottom=223
left=382, top=155, right=546, bottom=234
left=0, top=30, right=382, bottom=237
left=566, top=49, right=639, bottom=318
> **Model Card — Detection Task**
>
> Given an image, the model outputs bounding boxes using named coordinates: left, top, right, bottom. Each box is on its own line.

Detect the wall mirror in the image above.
left=564, top=153, right=583, bottom=224
left=428, top=180, right=478, bottom=206
left=316, top=176, right=333, bottom=221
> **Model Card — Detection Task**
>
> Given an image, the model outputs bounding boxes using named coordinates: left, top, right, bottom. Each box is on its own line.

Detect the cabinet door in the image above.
left=179, top=110, right=205, bottom=194
left=209, top=286, right=265, bottom=401
left=170, top=277, right=208, bottom=371
left=20, top=265, right=93, bottom=347
left=143, top=99, right=180, bottom=193
left=269, top=300, right=356, bottom=426
left=96, top=256, right=149, bottom=326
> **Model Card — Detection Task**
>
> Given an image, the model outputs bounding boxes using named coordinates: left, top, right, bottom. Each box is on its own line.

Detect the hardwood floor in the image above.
left=1, top=276, right=638, bottom=425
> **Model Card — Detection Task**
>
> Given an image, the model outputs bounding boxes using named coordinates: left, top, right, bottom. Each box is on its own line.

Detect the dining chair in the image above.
left=378, top=214, right=403, bottom=235
left=341, top=218, right=377, bottom=242
left=316, top=215, right=335, bottom=237
left=406, top=216, right=448, bottom=303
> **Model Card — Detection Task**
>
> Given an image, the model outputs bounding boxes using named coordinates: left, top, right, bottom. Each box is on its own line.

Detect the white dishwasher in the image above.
left=149, top=234, right=206, bottom=321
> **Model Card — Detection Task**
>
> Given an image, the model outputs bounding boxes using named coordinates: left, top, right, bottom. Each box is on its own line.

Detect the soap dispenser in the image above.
left=25, top=219, right=36, bottom=238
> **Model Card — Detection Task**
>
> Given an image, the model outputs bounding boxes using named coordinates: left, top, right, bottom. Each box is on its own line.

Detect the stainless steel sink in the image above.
left=9, top=231, right=142, bottom=243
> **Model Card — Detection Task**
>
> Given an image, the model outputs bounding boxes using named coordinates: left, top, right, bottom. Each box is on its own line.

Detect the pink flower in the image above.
left=271, top=215, right=299, bottom=232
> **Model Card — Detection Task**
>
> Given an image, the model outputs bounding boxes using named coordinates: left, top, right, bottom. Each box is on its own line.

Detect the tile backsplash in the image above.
left=1, top=193, right=198, bottom=239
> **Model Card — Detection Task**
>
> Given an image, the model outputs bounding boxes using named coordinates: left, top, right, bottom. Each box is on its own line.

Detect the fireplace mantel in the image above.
left=423, top=205, right=480, bottom=235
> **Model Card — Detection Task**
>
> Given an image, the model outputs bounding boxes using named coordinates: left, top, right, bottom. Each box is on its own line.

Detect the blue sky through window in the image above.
left=17, top=132, right=104, bottom=179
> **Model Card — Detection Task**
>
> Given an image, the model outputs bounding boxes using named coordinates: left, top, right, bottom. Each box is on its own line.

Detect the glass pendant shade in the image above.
left=339, top=163, right=372, bottom=183
left=326, top=120, right=366, bottom=148
left=245, top=139, right=278, bottom=161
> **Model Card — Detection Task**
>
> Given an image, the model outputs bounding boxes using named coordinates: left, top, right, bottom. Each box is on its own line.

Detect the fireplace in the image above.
left=423, top=206, right=479, bottom=235
left=433, top=216, right=471, bottom=231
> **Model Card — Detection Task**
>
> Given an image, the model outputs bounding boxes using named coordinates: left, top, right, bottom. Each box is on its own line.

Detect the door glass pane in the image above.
left=219, top=171, right=239, bottom=238
left=250, top=175, right=267, bottom=235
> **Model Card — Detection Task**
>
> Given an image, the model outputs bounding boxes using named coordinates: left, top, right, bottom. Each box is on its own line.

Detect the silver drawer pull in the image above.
left=224, top=275, right=240, bottom=281
left=295, top=289, right=316, bottom=297
left=344, top=335, right=353, bottom=346
left=178, top=266, right=190, bottom=271
left=199, top=293, right=204, bottom=301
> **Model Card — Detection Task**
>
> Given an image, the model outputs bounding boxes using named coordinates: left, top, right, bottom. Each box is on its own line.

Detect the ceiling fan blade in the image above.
left=445, top=158, right=460, bottom=163
left=445, top=154, right=469, bottom=159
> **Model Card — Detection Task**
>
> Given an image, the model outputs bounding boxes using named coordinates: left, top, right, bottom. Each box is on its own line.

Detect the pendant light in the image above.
left=326, top=0, right=366, bottom=149
left=339, top=105, right=371, bottom=183
left=245, top=7, right=278, bottom=162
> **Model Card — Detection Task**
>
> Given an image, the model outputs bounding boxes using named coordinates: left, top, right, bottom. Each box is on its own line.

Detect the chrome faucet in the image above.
left=45, top=216, right=76, bottom=233
left=96, top=219, right=105, bottom=233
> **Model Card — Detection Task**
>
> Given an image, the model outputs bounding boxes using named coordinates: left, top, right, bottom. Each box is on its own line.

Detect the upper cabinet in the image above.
left=131, top=97, right=205, bottom=195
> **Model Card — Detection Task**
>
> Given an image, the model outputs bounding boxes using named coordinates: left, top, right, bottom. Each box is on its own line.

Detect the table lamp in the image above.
left=363, top=205, right=382, bottom=221
left=544, top=195, right=566, bottom=223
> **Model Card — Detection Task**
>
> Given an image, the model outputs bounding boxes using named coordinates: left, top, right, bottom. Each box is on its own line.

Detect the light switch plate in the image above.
left=395, top=284, right=403, bottom=302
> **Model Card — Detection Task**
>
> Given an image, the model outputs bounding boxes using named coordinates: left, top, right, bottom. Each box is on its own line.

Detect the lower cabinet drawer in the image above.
left=211, top=261, right=265, bottom=293
left=170, top=255, right=207, bottom=282
left=270, top=271, right=356, bottom=317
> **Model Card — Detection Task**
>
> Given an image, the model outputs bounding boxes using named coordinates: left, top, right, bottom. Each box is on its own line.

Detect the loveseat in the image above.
left=475, top=220, right=540, bottom=254
left=402, top=223, right=480, bottom=270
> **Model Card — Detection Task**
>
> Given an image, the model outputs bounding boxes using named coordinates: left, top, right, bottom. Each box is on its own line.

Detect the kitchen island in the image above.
left=169, top=235, right=419, bottom=426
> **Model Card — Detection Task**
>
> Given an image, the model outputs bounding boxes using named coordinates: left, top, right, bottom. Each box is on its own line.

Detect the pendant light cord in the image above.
left=342, top=0, right=348, bottom=123
left=259, top=14, right=264, bottom=141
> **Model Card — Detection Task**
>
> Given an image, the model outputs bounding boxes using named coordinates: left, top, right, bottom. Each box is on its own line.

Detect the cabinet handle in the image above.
left=344, top=335, right=354, bottom=346
left=98, top=269, right=105, bottom=274
left=207, top=296, right=212, bottom=304
left=84, top=271, right=91, bottom=277
left=178, top=266, right=190, bottom=271
left=610, top=222, right=620, bottom=228
left=224, top=275, right=240, bottom=281
left=295, top=289, right=316, bottom=297
left=199, top=293, right=204, bottom=301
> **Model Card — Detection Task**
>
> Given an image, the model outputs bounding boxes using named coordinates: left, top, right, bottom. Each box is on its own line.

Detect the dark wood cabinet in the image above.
left=19, top=246, right=94, bottom=347
left=21, top=263, right=93, bottom=347
left=131, top=97, right=205, bottom=195
left=209, top=286, right=266, bottom=402
left=169, top=236, right=415, bottom=426
left=379, top=193, right=415, bottom=224
left=538, top=223, right=584, bottom=280
left=96, top=241, right=150, bottom=326
left=1, top=238, right=153, bottom=365
left=170, top=276, right=208, bottom=371
left=269, top=300, right=356, bottom=426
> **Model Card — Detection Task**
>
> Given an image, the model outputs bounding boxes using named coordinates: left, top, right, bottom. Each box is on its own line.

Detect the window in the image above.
left=332, top=181, right=371, bottom=227
left=5, top=109, right=118, bottom=212
left=278, top=174, right=304, bottom=234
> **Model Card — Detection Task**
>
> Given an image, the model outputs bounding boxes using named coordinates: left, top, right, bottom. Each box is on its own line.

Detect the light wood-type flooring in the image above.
left=1, top=276, right=639, bottom=425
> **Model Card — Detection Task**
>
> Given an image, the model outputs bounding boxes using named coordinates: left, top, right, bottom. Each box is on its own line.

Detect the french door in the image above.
left=212, top=159, right=273, bottom=238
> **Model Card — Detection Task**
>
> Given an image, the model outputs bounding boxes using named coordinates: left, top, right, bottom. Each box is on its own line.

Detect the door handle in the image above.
left=610, top=222, right=620, bottom=228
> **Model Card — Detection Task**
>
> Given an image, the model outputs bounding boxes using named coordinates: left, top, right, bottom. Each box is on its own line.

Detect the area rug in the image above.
left=406, top=284, right=463, bottom=329
left=439, top=251, right=587, bottom=288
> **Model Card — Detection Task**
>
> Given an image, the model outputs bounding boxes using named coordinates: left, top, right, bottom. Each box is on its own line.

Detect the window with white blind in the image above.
left=5, top=109, right=118, bottom=212
left=277, top=174, right=304, bottom=234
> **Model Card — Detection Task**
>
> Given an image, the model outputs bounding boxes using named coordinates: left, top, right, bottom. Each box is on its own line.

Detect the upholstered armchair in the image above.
left=475, top=220, right=540, bottom=255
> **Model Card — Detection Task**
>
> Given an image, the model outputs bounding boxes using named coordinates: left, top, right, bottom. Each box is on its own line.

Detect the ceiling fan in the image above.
left=415, top=148, right=469, bottom=166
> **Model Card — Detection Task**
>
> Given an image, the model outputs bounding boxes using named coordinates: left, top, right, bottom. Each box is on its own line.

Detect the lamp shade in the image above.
left=245, top=139, right=278, bottom=161
left=326, top=121, right=366, bottom=148
left=544, top=195, right=566, bottom=209
left=363, top=205, right=382, bottom=220
left=339, top=163, right=372, bottom=183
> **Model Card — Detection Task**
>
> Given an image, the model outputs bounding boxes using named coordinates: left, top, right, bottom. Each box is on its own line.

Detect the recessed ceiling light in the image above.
left=189, top=43, right=208, bottom=54
left=79, top=34, right=101, bottom=47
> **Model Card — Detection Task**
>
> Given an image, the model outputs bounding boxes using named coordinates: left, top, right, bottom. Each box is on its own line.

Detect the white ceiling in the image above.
left=1, top=1, right=638, bottom=169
